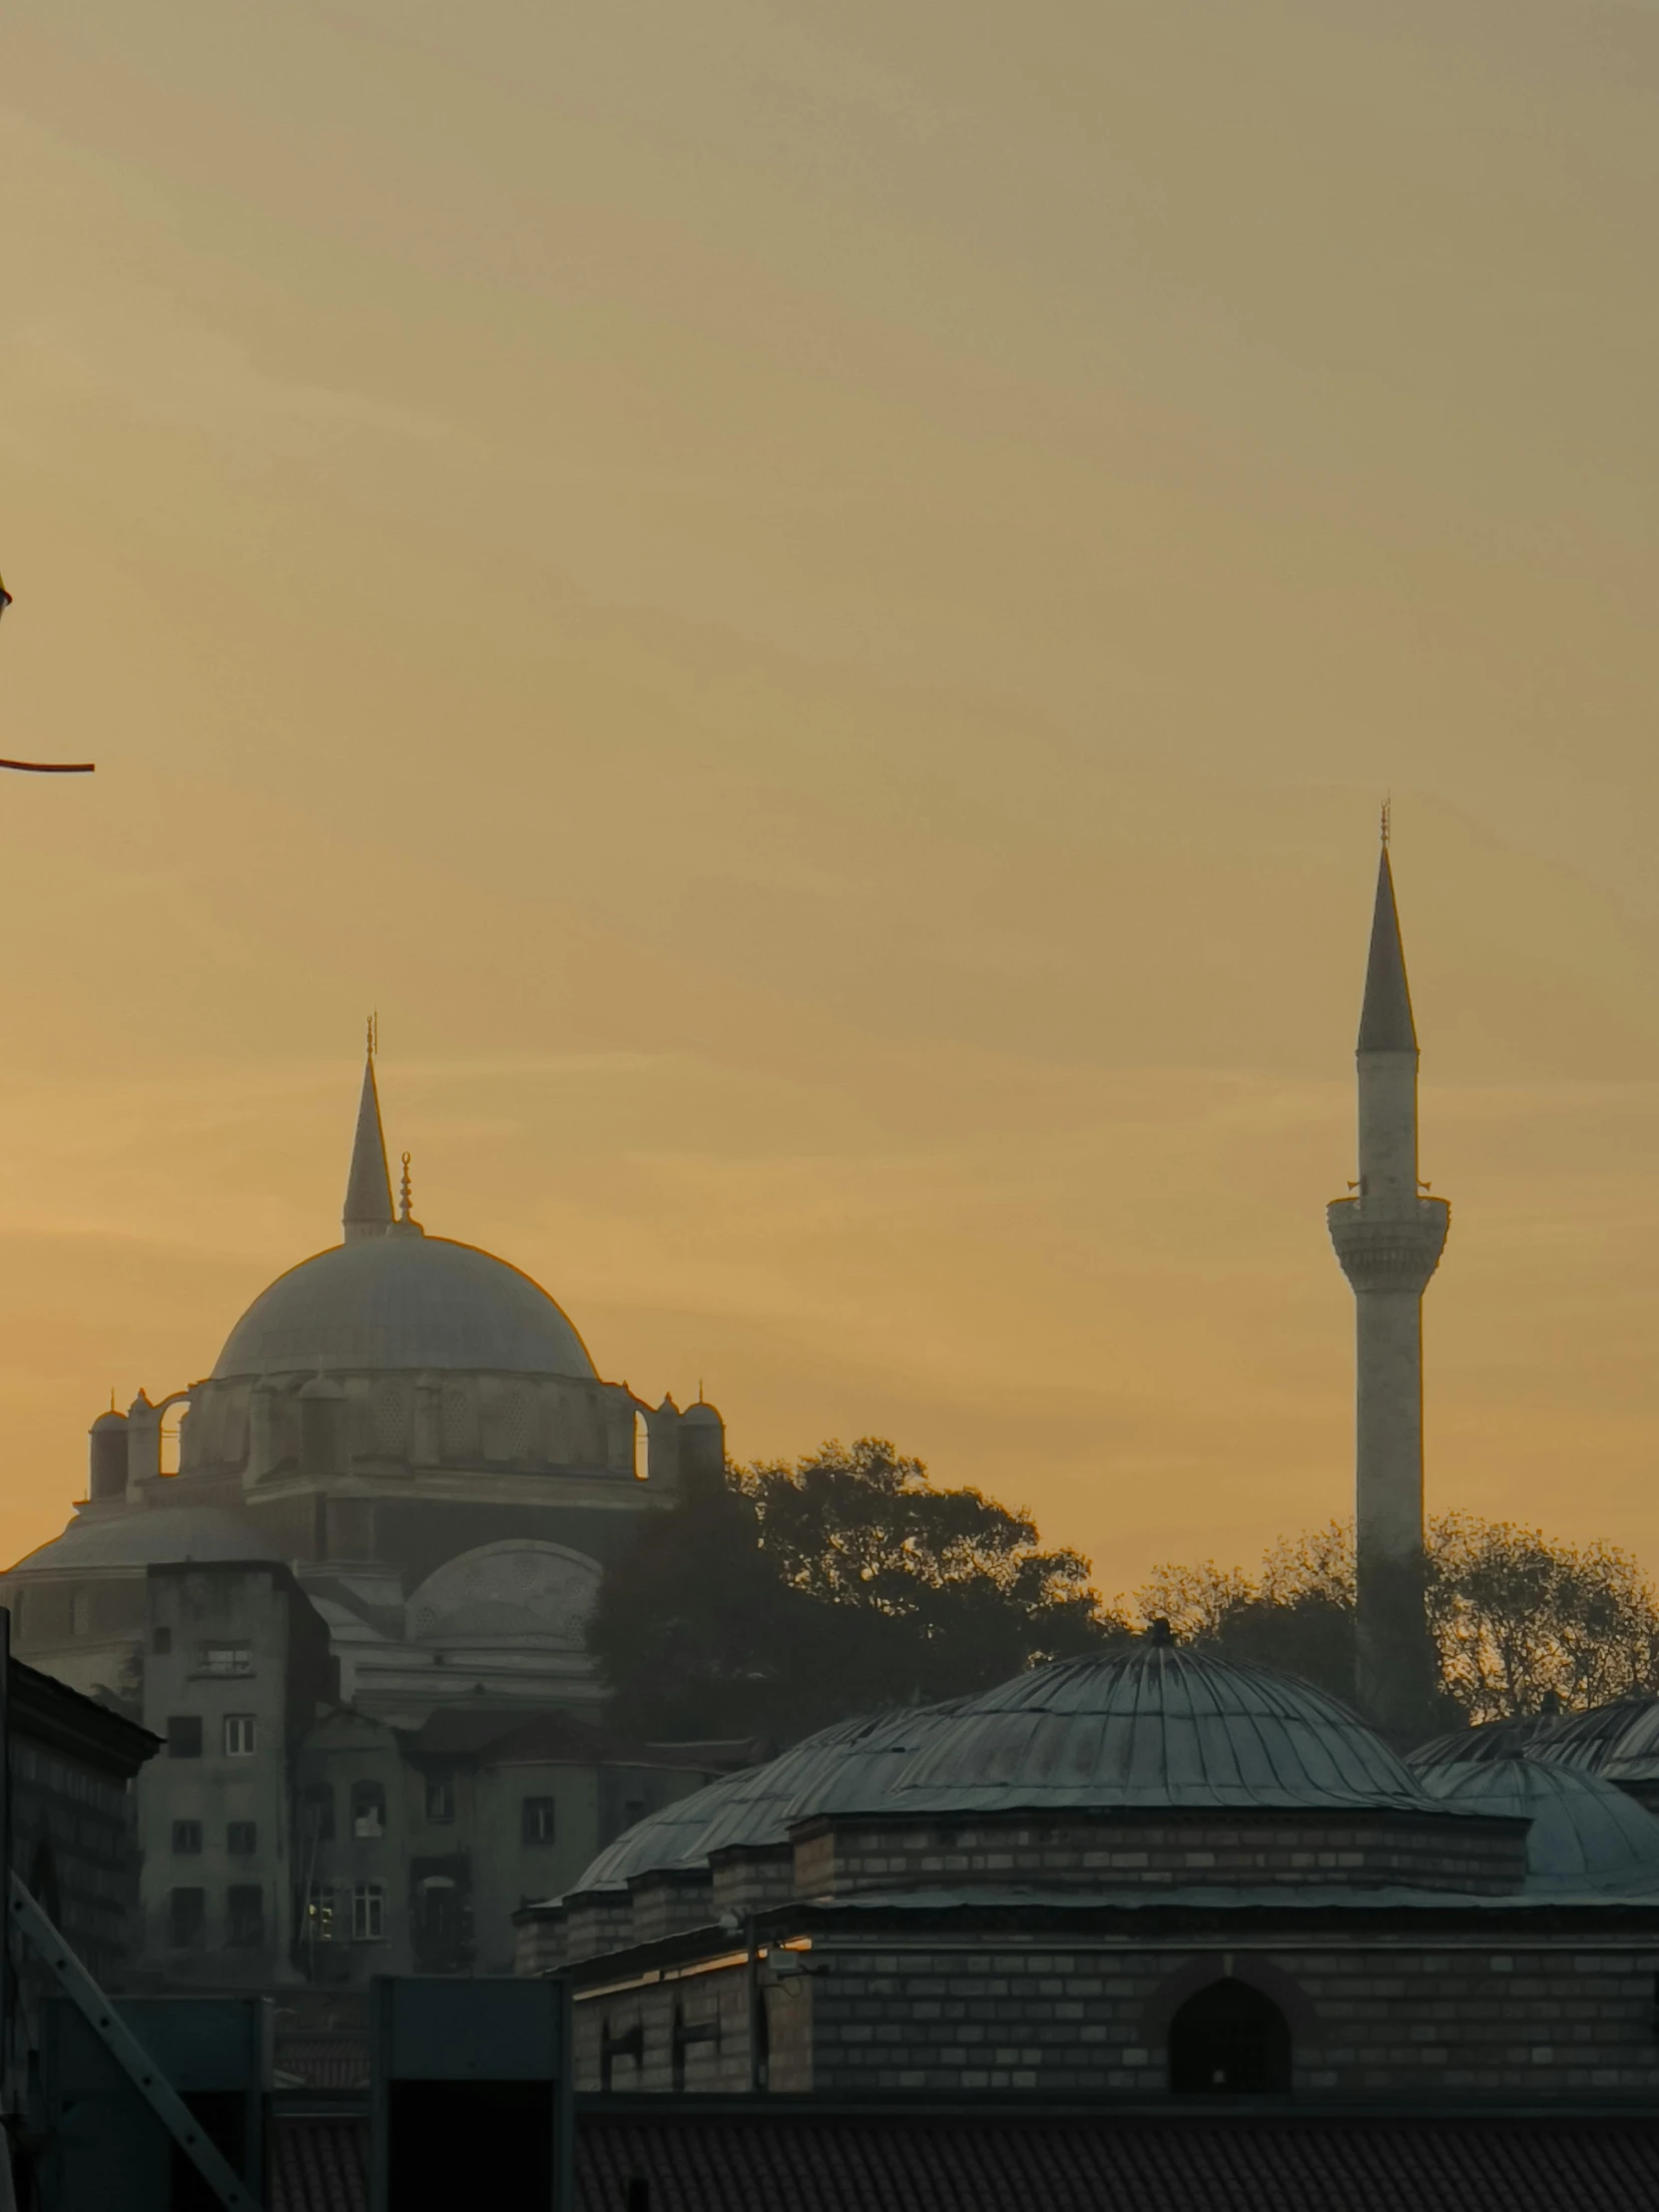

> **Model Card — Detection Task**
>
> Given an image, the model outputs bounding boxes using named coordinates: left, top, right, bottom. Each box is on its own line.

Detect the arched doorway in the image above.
left=1168, top=1975, right=1291, bottom=2093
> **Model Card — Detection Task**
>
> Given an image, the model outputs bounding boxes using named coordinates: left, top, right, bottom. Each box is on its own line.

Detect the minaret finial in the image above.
left=367, top=1010, right=377, bottom=1058
left=342, top=1036, right=395, bottom=1242
left=399, top=1151, right=413, bottom=1223
left=1381, top=795, right=1390, bottom=849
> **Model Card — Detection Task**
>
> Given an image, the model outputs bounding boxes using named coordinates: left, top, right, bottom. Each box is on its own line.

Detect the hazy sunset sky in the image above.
left=3, top=3, right=1659, bottom=1598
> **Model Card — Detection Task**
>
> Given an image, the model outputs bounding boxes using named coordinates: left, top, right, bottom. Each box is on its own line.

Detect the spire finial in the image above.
left=366, top=1010, right=378, bottom=1058
left=399, top=1151, right=413, bottom=1223
left=1381, top=795, right=1390, bottom=849
left=342, top=1038, right=395, bottom=1241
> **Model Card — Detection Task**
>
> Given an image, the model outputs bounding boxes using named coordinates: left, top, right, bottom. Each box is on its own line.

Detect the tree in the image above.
left=589, top=1437, right=1115, bottom=1742
left=1425, top=1511, right=1659, bottom=1723
left=1117, top=1514, right=1659, bottom=1723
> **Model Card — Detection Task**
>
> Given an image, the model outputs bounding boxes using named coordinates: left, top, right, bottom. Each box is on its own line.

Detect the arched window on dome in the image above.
left=1168, top=1975, right=1291, bottom=2094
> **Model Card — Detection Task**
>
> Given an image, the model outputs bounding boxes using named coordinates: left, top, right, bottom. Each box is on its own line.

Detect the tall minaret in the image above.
left=1327, top=830, right=1449, bottom=1736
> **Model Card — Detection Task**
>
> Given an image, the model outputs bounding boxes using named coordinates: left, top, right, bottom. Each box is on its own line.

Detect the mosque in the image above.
left=0, top=1050, right=730, bottom=1985
left=511, top=841, right=1659, bottom=2110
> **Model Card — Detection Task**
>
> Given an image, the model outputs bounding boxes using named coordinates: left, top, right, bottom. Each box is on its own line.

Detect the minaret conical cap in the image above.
left=1358, top=845, right=1417, bottom=1054
left=342, top=1050, right=395, bottom=1241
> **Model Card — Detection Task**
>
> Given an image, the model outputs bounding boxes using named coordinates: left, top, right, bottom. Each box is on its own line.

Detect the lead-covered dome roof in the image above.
left=1537, top=1694, right=1659, bottom=1784
left=576, top=1704, right=965, bottom=1893
left=3, top=1506, right=286, bottom=1577
left=212, top=1232, right=596, bottom=1382
left=880, top=1643, right=1435, bottom=1815
left=1413, top=1757, right=1659, bottom=1894
left=567, top=1643, right=1441, bottom=1898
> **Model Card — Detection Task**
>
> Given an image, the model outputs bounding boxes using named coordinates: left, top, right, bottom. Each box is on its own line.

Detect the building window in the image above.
left=301, top=1783, right=334, bottom=1843
left=302, top=1885, right=335, bottom=1944
left=1169, top=1976, right=1292, bottom=2094
left=351, top=1883, right=385, bottom=1941
left=169, top=1888, right=206, bottom=1949
left=227, top=1885, right=264, bottom=1948
left=227, top=1822, right=258, bottom=1856
left=172, top=1820, right=203, bottom=1856
left=153, top=1626, right=173, bottom=1655
left=197, top=1643, right=252, bottom=1677
left=223, top=1715, right=257, bottom=1758
left=521, top=1798, right=556, bottom=1846
left=167, top=1716, right=203, bottom=1759
left=425, top=1773, right=455, bottom=1825
left=351, top=1781, right=386, bottom=1840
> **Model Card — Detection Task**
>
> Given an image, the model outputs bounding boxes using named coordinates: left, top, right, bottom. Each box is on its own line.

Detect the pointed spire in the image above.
left=1358, top=842, right=1417, bottom=1054
left=342, top=1034, right=394, bottom=1242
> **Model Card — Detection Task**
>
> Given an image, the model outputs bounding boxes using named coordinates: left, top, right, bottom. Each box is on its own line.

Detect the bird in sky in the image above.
left=0, top=573, right=96, bottom=773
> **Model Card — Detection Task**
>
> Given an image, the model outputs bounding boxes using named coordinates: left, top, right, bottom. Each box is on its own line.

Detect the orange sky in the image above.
left=3, top=3, right=1659, bottom=1603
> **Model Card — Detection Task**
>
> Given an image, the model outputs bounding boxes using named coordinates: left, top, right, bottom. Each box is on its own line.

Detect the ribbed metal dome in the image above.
left=212, top=1233, right=595, bottom=1382
left=1414, top=1758, right=1659, bottom=1894
left=1409, top=1713, right=1564, bottom=1770
left=882, top=1643, right=1435, bottom=1814
left=1537, top=1694, right=1659, bottom=1784
left=574, top=1704, right=965, bottom=1893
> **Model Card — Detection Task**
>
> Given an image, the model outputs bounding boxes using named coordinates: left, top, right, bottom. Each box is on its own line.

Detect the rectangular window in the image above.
left=521, top=1797, right=557, bottom=1846
left=227, top=1885, right=264, bottom=1948
left=227, top=1821, right=258, bottom=1856
left=167, top=1716, right=203, bottom=1760
left=351, top=1781, right=386, bottom=1840
left=172, top=1820, right=203, bottom=1856
left=302, top=1885, right=335, bottom=1944
left=301, top=1784, right=334, bottom=1843
left=197, top=1643, right=252, bottom=1677
left=351, top=1883, right=385, bottom=1941
left=153, top=1626, right=173, bottom=1655
left=425, top=1773, right=455, bottom=1825
left=223, top=1715, right=257, bottom=1758
left=169, top=1888, right=206, bottom=1949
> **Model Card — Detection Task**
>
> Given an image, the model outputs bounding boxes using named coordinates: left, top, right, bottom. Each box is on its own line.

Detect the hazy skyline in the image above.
left=4, top=3, right=1659, bottom=1598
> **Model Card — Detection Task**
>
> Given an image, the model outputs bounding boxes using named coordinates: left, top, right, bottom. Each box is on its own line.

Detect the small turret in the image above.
left=87, top=1407, right=128, bottom=1502
left=680, top=1396, right=726, bottom=1487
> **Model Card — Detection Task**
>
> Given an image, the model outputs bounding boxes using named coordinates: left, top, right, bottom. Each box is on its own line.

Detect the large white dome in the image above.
left=211, top=1231, right=596, bottom=1382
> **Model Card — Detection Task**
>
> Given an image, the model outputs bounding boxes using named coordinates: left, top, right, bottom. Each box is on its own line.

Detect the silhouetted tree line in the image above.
left=588, top=1439, right=1659, bottom=1742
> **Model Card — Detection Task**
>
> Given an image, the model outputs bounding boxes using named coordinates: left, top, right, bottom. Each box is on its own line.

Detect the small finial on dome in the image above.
left=399, top=1152, right=412, bottom=1221
left=1146, top=1616, right=1174, bottom=1646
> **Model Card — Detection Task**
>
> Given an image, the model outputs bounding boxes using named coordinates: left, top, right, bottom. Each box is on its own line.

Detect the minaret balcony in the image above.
left=1327, top=1195, right=1449, bottom=1294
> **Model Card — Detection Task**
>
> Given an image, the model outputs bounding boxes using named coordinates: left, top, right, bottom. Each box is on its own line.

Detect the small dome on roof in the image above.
left=212, top=1234, right=596, bottom=1382
left=1534, top=1694, right=1659, bottom=1783
left=90, top=1409, right=128, bottom=1433
left=572, top=1704, right=964, bottom=1893
left=682, top=1401, right=723, bottom=1426
left=884, top=1642, right=1434, bottom=1815
left=1410, top=1713, right=1564, bottom=1769
left=3, top=1506, right=286, bottom=1577
left=1414, top=1758, right=1659, bottom=1894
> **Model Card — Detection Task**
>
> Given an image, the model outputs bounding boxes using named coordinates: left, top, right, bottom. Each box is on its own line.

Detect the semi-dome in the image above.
left=1414, top=1757, right=1659, bottom=1894
left=882, top=1642, right=1436, bottom=1815
left=3, top=1506, right=287, bottom=1577
left=212, top=1233, right=596, bottom=1382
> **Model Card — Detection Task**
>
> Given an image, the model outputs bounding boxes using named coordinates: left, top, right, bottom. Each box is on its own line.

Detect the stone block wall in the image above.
left=792, top=1811, right=1529, bottom=1901
left=798, top=1936, right=1659, bottom=2099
